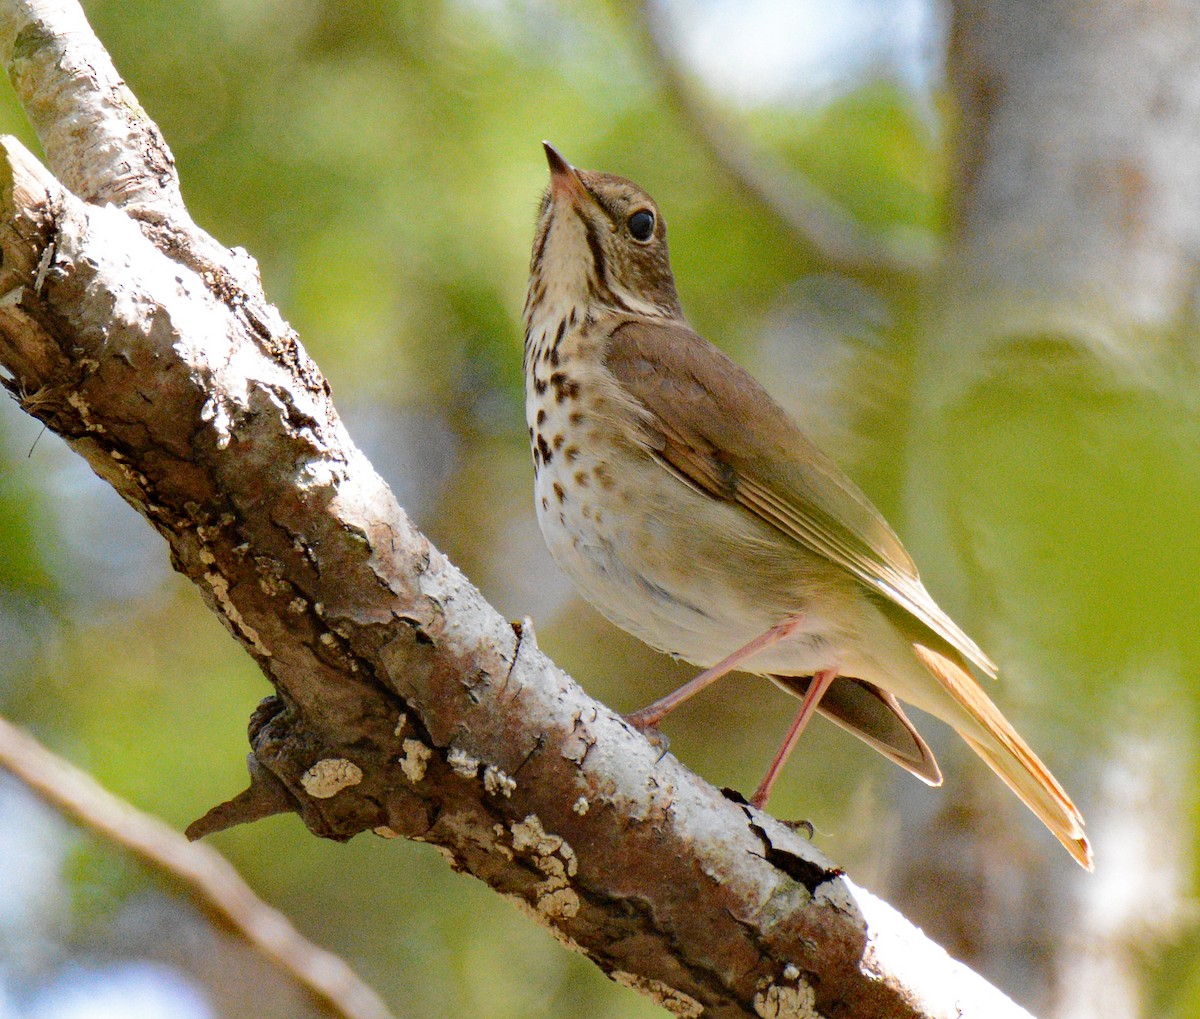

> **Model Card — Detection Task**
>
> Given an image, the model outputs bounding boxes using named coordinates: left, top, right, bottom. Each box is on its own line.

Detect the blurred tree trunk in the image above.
left=894, top=0, right=1200, bottom=1014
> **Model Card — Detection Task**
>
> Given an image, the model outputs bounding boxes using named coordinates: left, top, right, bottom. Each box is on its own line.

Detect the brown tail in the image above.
left=913, top=644, right=1093, bottom=871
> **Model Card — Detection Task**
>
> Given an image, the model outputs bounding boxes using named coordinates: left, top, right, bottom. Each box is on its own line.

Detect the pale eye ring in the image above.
left=627, top=209, right=655, bottom=242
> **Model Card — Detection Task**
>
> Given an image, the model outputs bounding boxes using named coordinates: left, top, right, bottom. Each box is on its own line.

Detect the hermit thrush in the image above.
left=523, top=143, right=1091, bottom=870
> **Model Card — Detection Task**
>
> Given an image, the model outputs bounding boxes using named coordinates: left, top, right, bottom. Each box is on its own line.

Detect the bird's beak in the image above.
left=543, top=141, right=589, bottom=204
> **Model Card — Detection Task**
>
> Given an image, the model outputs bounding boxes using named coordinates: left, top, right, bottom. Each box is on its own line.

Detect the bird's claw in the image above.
left=781, top=818, right=815, bottom=840
left=624, top=713, right=670, bottom=760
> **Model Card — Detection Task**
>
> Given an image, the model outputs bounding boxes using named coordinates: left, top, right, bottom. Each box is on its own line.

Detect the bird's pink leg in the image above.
left=624, top=615, right=806, bottom=731
left=750, top=668, right=838, bottom=809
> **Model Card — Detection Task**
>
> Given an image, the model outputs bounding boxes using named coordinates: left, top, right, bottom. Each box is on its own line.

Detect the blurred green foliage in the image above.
left=0, top=1, right=1196, bottom=1018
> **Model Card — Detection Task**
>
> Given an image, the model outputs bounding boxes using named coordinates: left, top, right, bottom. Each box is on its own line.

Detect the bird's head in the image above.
left=527, top=143, right=682, bottom=322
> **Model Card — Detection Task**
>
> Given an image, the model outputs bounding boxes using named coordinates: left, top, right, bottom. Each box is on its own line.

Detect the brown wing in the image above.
left=604, top=317, right=996, bottom=677
left=771, top=674, right=942, bottom=785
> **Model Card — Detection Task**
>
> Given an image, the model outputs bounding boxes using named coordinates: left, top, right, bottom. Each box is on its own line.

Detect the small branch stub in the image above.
left=184, top=755, right=298, bottom=842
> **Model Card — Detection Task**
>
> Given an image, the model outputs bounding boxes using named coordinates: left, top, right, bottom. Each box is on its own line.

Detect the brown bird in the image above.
left=523, top=142, right=1091, bottom=870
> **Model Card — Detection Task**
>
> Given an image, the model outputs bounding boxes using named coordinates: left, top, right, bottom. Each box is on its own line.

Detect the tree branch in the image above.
left=0, top=1, right=1032, bottom=1015
left=0, top=714, right=398, bottom=1019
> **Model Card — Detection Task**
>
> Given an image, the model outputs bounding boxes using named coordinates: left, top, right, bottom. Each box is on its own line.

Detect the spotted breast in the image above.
left=517, top=142, right=1092, bottom=869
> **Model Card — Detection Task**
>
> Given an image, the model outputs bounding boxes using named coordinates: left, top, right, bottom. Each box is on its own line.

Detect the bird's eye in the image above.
left=627, top=209, right=655, bottom=242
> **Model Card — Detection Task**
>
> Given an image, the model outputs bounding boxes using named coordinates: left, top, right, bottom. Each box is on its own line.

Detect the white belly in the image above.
left=532, top=438, right=852, bottom=678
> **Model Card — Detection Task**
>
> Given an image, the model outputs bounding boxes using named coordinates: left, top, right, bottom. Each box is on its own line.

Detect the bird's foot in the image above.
left=721, top=788, right=812, bottom=837
left=781, top=818, right=815, bottom=840
left=623, top=712, right=671, bottom=761
left=623, top=705, right=664, bottom=733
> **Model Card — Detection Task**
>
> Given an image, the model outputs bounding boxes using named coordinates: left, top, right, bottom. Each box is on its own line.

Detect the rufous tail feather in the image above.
left=913, top=644, right=1093, bottom=871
